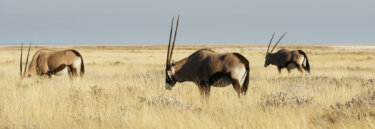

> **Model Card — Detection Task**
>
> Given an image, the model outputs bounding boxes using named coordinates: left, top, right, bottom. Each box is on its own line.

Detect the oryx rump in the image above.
left=264, top=33, right=310, bottom=73
left=20, top=43, right=85, bottom=78
left=165, top=16, right=250, bottom=100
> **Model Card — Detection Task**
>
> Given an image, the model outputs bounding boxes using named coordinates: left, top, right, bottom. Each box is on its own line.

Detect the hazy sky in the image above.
left=1, top=0, right=374, bottom=45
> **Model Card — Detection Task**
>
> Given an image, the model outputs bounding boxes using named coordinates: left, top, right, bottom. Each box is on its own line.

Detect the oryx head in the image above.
left=165, top=16, right=180, bottom=90
left=20, top=42, right=32, bottom=78
left=265, top=32, right=287, bottom=67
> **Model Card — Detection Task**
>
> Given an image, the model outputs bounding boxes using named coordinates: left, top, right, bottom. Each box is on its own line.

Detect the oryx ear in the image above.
left=171, top=61, right=176, bottom=66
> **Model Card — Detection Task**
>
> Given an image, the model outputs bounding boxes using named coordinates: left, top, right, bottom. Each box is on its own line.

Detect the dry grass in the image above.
left=0, top=45, right=374, bottom=129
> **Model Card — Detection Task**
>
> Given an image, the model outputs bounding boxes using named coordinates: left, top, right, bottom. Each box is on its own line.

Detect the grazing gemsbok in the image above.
left=165, top=16, right=250, bottom=101
left=264, top=33, right=310, bottom=73
left=19, top=43, right=85, bottom=78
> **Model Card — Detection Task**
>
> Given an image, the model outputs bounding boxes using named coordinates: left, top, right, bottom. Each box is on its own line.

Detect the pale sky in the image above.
left=1, top=0, right=374, bottom=45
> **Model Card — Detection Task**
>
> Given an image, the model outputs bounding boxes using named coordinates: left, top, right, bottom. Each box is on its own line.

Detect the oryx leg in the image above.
left=231, top=79, right=242, bottom=98
left=72, top=58, right=82, bottom=77
left=287, top=68, right=291, bottom=74
left=296, top=56, right=305, bottom=73
left=68, top=65, right=78, bottom=77
left=198, top=82, right=211, bottom=103
left=277, top=66, right=282, bottom=74
left=39, top=65, right=51, bottom=77
left=230, top=66, right=246, bottom=97
left=71, top=67, right=78, bottom=76
left=37, top=58, right=51, bottom=77
left=296, top=64, right=303, bottom=73
left=68, top=67, right=73, bottom=77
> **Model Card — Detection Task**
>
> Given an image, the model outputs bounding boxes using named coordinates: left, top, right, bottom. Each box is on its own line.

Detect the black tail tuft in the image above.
left=232, top=53, right=250, bottom=95
left=298, top=50, right=310, bottom=73
left=80, top=57, right=85, bottom=76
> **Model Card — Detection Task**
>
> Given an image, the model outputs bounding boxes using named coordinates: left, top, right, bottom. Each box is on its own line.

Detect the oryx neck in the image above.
left=173, top=58, right=187, bottom=71
left=268, top=53, right=279, bottom=64
left=171, top=58, right=189, bottom=82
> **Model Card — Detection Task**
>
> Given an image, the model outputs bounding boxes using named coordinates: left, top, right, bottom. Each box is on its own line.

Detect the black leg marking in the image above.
left=296, top=64, right=303, bottom=73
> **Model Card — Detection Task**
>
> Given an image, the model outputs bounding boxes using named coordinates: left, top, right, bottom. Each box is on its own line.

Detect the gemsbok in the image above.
left=165, top=16, right=250, bottom=101
left=264, top=33, right=310, bottom=73
left=20, top=43, right=85, bottom=78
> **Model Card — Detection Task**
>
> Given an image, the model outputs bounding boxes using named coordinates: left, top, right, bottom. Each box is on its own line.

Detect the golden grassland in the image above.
left=0, top=44, right=374, bottom=129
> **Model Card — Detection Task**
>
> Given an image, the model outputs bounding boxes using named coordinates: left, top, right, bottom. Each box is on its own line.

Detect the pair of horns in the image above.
left=166, top=15, right=180, bottom=65
left=266, top=32, right=287, bottom=54
left=20, top=42, right=31, bottom=78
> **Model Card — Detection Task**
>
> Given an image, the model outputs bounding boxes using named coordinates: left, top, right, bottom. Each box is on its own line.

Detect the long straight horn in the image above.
left=266, top=32, right=275, bottom=54
left=23, top=42, right=31, bottom=77
left=20, top=42, right=23, bottom=76
left=166, top=16, right=175, bottom=65
left=169, top=15, right=179, bottom=63
left=270, top=32, right=287, bottom=53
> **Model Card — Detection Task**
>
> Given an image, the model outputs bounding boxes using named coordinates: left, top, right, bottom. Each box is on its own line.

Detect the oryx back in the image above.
left=176, top=49, right=248, bottom=88
left=27, top=49, right=84, bottom=77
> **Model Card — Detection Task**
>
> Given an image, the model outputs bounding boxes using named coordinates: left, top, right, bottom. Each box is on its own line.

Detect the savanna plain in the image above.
left=0, top=45, right=374, bottom=129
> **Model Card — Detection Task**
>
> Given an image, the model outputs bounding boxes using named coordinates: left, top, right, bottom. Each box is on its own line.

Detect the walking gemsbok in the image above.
left=264, top=33, right=310, bottom=73
left=165, top=16, right=250, bottom=101
left=20, top=43, right=85, bottom=78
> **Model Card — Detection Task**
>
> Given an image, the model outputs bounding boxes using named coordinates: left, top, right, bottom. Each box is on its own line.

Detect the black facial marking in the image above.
left=165, top=66, right=175, bottom=85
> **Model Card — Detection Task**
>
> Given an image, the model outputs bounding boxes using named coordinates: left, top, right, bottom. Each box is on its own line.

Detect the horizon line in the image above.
left=1, top=42, right=375, bottom=46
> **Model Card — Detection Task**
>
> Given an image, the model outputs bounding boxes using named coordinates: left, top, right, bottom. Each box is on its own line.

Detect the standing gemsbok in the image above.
left=165, top=16, right=250, bottom=101
left=20, top=43, right=85, bottom=78
left=264, top=33, right=310, bottom=73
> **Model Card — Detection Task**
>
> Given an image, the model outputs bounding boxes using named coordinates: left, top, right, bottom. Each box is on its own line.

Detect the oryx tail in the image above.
left=68, top=49, right=85, bottom=76
left=232, top=53, right=250, bottom=95
left=297, top=50, right=310, bottom=73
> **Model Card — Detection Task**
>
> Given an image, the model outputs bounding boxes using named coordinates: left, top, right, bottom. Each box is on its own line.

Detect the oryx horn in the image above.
left=270, top=32, right=287, bottom=53
left=169, top=15, right=180, bottom=65
left=266, top=32, right=276, bottom=54
left=21, top=42, right=31, bottom=77
left=20, top=42, right=23, bottom=76
left=166, top=16, right=174, bottom=65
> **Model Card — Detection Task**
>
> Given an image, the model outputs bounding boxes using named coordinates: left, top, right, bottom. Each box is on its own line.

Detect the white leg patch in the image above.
left=298, top=57, right=305, bottom=66
left=231, top=66, right=247, bottom=86
left=73, top=58, right=82, bottom=72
